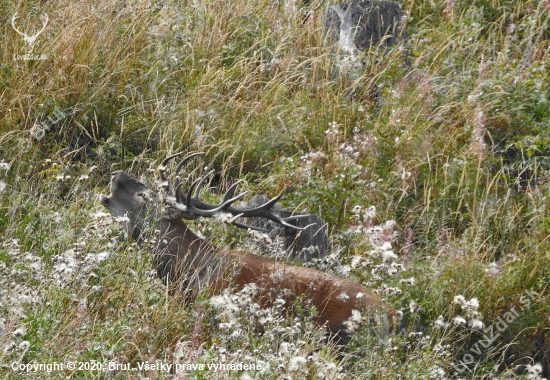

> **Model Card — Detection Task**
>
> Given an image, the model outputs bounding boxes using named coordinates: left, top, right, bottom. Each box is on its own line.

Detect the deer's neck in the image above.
left=149, top=218, right=224, bottom=299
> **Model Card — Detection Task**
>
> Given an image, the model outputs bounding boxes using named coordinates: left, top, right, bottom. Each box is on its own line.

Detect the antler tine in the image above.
left=174, top=180, right=260, bottom=227
left=175, top=170, right=236, bottom=210
left=227, top=189, right=306, bottom=230
left=169, top=160, right=305, bottom=231
left=173, top=151, right=204, bottom=192
left=222, top=179, right=246, bottom=203
left=191, top=169, right=215, bottom=201
left=178, top=175, right=247, bottom=211
left=232, top=221, right=270, bottom=232
left=159, top=151, right=204, bottom=196
left=175, top=152, right=204, bottom=178
left=159, top=152, right=183, bottom=182
left=180, top=175, right=250, bottom=217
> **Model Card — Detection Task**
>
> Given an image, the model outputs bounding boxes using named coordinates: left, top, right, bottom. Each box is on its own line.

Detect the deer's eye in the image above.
left=137, top=192, right=148, bottom=201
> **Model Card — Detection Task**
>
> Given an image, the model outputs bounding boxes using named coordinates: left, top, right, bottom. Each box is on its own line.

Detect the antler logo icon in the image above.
left=11, top=12, right=49, bottom=52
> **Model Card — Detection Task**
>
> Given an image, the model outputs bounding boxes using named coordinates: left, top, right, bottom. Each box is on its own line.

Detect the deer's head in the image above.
left=100, top=152, right=304, bottom=241
left=100, top=171, right=158, bottom=241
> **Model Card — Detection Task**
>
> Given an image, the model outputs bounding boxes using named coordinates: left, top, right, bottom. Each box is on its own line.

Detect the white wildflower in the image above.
left=336, top=292, right=349, bottom=301
left=350, top=256, right=364, bottom=268
left=453, top=295, right=467, bottom=307
left=468, top=297, right=480, bottom=310
left=384, top=286, right=402, bottom=295
left=92, top=211, right=112, bottom=220
left=469, top=319, right=483, bottom=329
left=13, top=328, right=26, bottom=338
left=209, top=295, right=227, bottom=308
left=344, top=310, right=364, bottom=332
left=453, top=316, right=467, bottom=326
left=217, top=212, right=233, bottom=224
left=391, top=262, right=404, bottom=272
left=270, top=270, right=285, bottom=282
left=434, top=315, right=448, bottom=328
left=288, top=356, right=307, bottom=371
left=4, top=341, right=17, bottom=352
left=349, top=310, right=363, bottom=323
left=380, top=241, right=393, bottom=251
left=274, top=298, right=286, bottom=307
left=339, top=265, right=351, bottom=276
left=362, top=206, right=376, bottom=221
left=526, top=363, right=542, bottom=375
left=381, top=250, right=398, bottom=262
left=485, top=262, right=502, bottom=276
left=384, top=220, right=396, bottom=230
left=430, top=365, right=446, bottom=378
left=279, top=341, right=290, bottom=354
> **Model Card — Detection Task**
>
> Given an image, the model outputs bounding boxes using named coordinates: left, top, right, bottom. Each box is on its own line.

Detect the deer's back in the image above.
left=226, top=250, right=393, bottom=338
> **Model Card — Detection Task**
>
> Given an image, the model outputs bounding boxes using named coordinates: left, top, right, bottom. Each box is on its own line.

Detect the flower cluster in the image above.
left=338, top=134, right=377, bottom=161
left=0, top=203, right=123, bottom=360
left=170, top=284, right=344, bottom=379
left=345, top=205, right=411, bottom=297
left=50, top=247, right=111, bottom=288
left=452, top=296, right=483, bottom=330
left=293, top=122, right=378, bottom=188
left=244, top=229, right=287, bottom=261
left=0, top=239, right=43, bottom=357
left=526, top=363, right=546, bottom=380
left=432, top=295, right=484, bottom=331
left=1, top=321, right=30, bottom=358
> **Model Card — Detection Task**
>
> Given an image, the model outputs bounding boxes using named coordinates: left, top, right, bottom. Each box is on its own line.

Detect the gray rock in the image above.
left=239, top=194, right=330, bottom=262
left=323, top=0, right=404, bottom=53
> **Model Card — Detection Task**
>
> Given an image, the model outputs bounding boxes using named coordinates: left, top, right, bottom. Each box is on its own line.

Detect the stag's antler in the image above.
left=161, top=152, right=305, bottom=231
left=11, top=12, right=49, bottom=50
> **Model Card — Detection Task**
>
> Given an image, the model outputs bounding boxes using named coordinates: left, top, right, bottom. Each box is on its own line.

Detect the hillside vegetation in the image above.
left=0, top=0, right=549, bottom=378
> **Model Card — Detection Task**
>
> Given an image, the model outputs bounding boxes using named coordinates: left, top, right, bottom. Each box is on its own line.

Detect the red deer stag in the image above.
left=100, top=152, right=395, bottom=345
